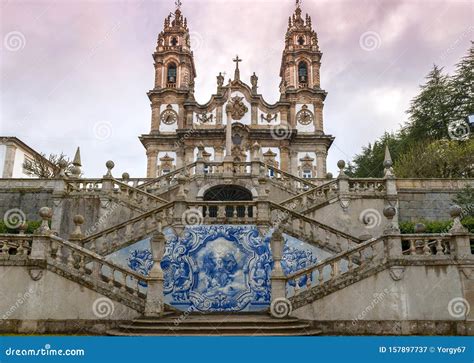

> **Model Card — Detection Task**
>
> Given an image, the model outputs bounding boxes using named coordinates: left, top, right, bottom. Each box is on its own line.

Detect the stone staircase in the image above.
left=108, top=312, right=317, bottom=336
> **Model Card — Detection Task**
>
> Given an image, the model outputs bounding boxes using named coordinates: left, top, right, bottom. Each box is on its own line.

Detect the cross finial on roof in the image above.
left=296, top=0, right=302, bottom=9
left=233, top=55, right=242, bottom=81
left=175, top=0, right=182, bottom=10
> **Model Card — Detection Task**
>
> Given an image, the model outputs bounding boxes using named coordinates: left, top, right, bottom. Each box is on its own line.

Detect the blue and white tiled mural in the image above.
left=106, top=225, right=333, bottom=312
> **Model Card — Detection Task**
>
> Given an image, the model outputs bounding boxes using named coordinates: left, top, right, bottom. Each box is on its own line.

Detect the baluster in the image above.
left=436, top=239, right=444, bottom=255
left=232, top=206, right=237, bottom=219
left=17, top=240, right=25, bottom=255
left=318, top=267, right=324, bottom=284
left=119, top=272, right=127, bottom=292
left=109, top=268, right=115, bottom=288
left=409, top=239, right=416, bottom=255
left=78, top=255, right=85, bottom=274
left=1, top=241, right=8, bottom=256
left=67, top=250, right=75, bottom=268
left=306, top=272, right=312, bottom=288
left=347, top=255, right=354, bottom=270
left=55, top=243, right=63, bottom=262
left=134, top=278, right=140, bottom=296
left=423, top=239, right=431, bottom=255
left=92, top=261, right=101, bottom=279
left=332, top=261, right=339, bottom=278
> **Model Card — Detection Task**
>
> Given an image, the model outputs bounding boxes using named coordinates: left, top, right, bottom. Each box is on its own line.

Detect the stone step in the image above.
left=107, top=313, right=318, bottom=336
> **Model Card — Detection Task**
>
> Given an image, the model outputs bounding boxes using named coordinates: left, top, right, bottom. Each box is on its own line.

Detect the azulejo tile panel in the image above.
left=106, top=225, right=333, bottom=312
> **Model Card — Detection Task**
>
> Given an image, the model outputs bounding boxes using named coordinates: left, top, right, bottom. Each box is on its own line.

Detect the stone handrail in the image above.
left=66, top=179, right=103, bottom=192
left=268, top=202, right=361, bottom=253
left=279, top=179, right=339, bottom=211
left=186, top=201, right=258, bottom=224
left=137, top=162, right=197, bottom=191
left=81, top=202, right=175, bottom=255
left=111, top=179, right=169, bottom=205
left=286, top=235, right=385, bottom=296
left=285, top=232, right=459, bottom=299
left=47, top=235, right=146, bottom=310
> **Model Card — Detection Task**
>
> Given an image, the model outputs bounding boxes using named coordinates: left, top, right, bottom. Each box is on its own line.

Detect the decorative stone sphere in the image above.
left=19, top=222, right=28, bottom=231
left=414, top=223, right=426, bottom=233
left=383, top=206, right=396, bottom=219
left=122, top=172, right=130, bottom=180
left=70, top=165, right=81, bottom=176
left=326, top=172, right=333, bottom=179
left=383, top=159, right=393, bottom=169
left=337, top=160, right=345, bottom=170
left=58, top=159, right=68, bottom=168
left=106, top=160, right=115, bottom=170
left=73, top=215, right=85, bottom=225
left=39, top=207, right=53, bottom=220
left=449, top=204, right=462, bottom=218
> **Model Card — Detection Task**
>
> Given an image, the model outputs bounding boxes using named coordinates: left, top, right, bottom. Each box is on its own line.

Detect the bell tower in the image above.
left=279, top=1, right=321, bottom=92
left=153, top=2, right=196, bottom=91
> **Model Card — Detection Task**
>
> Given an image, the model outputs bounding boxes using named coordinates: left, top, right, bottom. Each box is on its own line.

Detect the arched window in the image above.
left=298, top=61, right=308, bottom=83
left=167, top=63, right=177, bottom=84
left=203, top=185, right=253, bottom=218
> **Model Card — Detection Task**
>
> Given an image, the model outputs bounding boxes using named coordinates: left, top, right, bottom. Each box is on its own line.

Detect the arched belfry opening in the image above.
left=203, top=185, right=253, bottom=218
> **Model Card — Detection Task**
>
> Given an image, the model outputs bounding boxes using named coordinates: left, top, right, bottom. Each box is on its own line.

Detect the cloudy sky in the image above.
left=0, top=0, right=472, bottom=177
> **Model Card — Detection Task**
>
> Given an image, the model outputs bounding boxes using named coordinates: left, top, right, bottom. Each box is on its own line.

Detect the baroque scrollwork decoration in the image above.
left=225, top=96, right=248, bottom=120
left=296, top=105, right=314, bottom=125
left=196, top=112, right=213, bottom=124
left=261, top=113, right=278, bottom=123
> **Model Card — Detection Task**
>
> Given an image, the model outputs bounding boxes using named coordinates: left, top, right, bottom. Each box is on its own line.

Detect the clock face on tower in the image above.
left=160, top=105, right=178, bottom=125
left=296, top=105, right=314, bottom=126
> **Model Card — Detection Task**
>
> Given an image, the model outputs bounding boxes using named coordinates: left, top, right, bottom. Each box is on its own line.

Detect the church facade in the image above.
left=140, top=3, right=333, bottom=179
left=0, top=1, right=472, bottom=336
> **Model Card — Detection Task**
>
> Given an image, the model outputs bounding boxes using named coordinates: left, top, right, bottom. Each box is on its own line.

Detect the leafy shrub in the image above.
left=400, top=217, right=474, bottom=234
left=0, top=220, right=42, bottom=234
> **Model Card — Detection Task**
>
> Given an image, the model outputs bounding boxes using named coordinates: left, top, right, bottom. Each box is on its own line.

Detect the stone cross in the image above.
left=233, top=55, right=242, bottom=80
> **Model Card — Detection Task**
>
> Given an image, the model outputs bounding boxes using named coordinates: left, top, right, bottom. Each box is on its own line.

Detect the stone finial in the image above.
left=18, top=222, right=28, bottom=235
left=122, top=172, right=130, bottom=182
left=70, top=147, right=82, bottom=178
left=326, top=172, right=333, bottom=179
left=69, top=214, right=85, bottom=240
left=196, top=142, right=205, bottom=160
left=414, top=223, right=426, bottom=234
left=383, top=205, right=399, bottom=234
left=337, top=160, right=348, bottom=179
left=37, top=207, right=53, bottom=234
left=449, top=204, right=467, bottom=233
left=104, top=160, right=115, bottom=178
left=217, top=72, right=224, bottom=90
left=58, top=159, right=68, bottom=178
left=383, top=145, right=395, bottom=178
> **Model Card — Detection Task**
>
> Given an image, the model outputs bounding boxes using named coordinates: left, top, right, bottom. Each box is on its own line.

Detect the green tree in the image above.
left=394, top=139, right=474, bottom=178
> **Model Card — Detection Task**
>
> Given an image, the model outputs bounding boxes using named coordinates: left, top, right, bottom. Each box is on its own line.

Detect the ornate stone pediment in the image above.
left=225, top=96, right=248, bottom=120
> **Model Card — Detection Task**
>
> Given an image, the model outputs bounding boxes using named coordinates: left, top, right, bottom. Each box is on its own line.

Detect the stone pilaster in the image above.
left=146, top=150, right=158, bottom=178
left=145, top=231, right=166, bottom=316
left=315, top=151, right=327, bottom=178
left=2, top=142, right=17, bottom=178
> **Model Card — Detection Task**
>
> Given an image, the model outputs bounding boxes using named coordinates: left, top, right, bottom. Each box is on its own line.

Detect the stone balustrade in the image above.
left=81, top=202, right=175, bottom=255
left=186, top=201, right=258, bottom=224
left=110, top=179, right=168, bottom=207
left=348, top=179, right=386, bottom=194
left=280, top=180, right=338, bottom=211
left=400, top=234, right=452, bottom=256
left=269, top=202, right=361, bottom=254
left=0, top=235, right=32, bottom=259
left=66, top=179, right=104, bottom=192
